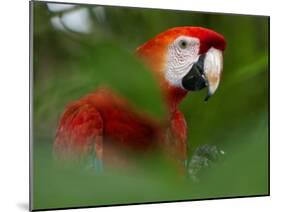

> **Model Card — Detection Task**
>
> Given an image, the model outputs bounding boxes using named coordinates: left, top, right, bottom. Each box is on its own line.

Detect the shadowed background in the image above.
left=32, top=1, right=269, bottom=210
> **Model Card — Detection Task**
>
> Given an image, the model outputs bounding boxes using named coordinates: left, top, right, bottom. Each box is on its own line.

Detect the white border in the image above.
left=1, top=0, right=280, bottom=212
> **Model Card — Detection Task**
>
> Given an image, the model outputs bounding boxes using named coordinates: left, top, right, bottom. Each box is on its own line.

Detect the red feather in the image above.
left=54, top=88, right=162, bottom=166
left=54, top=26, right=226, bottom=171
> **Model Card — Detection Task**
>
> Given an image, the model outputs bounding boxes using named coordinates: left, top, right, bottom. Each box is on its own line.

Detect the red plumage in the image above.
left=54, top=88, right=162, bottom=165
left=54, top=27, right=226, bottom=172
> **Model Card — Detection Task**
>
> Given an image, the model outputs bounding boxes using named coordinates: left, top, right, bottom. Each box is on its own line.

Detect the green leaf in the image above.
left=81, top=42, right=165, bottom=118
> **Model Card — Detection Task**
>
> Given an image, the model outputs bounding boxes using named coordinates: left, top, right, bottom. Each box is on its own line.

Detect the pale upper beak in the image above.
left=181, top=47, right=223, bottom=101
left=203, top=47, right=223, bottom=101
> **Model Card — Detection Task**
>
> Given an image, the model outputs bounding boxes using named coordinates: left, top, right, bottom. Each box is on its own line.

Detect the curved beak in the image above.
left=203, top=48, right=223, bottom=101
left=181, top=47, right=223, bottom=101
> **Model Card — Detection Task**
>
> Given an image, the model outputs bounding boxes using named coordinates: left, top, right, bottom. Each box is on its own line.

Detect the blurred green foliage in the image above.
left=32, top=1, right=269, bottom=210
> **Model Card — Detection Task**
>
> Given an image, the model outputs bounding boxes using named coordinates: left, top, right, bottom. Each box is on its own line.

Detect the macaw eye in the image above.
left=179, top=40, right=188, bottom=49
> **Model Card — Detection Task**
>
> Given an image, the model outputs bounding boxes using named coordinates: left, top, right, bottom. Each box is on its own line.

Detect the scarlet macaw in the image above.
left=54, top=27, right=226, bottom=173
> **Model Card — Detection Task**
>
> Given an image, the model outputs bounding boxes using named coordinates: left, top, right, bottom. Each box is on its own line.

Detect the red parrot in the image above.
left=54, top=27, right=226, bottom=173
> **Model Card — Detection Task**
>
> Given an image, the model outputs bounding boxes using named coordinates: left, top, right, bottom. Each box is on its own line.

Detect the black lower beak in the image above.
left=181, top=54, right=207, bottom=91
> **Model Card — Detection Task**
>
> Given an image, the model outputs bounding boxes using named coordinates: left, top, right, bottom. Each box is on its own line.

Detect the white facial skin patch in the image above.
left=165, top=36, right=200, bottom=88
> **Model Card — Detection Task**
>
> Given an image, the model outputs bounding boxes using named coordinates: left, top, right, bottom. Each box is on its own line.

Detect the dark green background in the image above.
left=32, top=1, right=269, bottom=210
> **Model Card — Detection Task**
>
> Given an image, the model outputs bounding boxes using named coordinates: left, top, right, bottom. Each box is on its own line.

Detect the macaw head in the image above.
left=137, top=27, right=226, bottom=104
